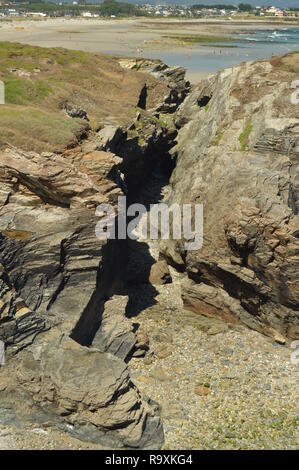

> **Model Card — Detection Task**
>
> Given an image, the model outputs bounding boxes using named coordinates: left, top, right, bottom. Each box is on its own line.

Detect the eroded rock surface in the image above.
left=92, top=295, right=137, bottom=361
left=0, top=49, right=192, bottom=447
left=1, top=49, right=298, bottom=449
left=0, top=146, right=163, bottom=447
left=162, top=54, right=299, bottom=340
left=1, top=331, right=163, bottom=449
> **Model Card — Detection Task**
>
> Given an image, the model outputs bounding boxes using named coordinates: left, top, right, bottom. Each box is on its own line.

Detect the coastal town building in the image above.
left=0, top=2, right=295, bottom=20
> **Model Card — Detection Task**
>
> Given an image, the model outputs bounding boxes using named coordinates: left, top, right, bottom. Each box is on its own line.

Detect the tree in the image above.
left=238, top=3, right=253, bottom=12
left=99, top=0, right=138, bottom=17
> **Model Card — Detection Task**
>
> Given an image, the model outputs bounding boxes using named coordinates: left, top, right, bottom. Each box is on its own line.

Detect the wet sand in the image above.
left=0, top=17, right=238, bottom=53
left=186, top=70, right=212, bottom=83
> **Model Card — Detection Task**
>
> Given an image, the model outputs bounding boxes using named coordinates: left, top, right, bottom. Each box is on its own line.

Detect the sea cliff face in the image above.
left=0, top=46, right=298, bottom=448
left=0, top=48, right=189, bottom=448
left=162, top=53, right=299, bottom=341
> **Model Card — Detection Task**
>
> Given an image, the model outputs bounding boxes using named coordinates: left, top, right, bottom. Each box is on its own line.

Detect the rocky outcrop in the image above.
left=0, top=260, right=47, bottom=351
left=0, top=145, right=163, bottom=447
left=82, top=114, right=177, bottom=196
left=4, top=47, right=298, bottom=448
left=119, top=57, right=190, bottom=113
left=108, top=111, right=177, bottom=196
left=162, top=54, right=299, bottom=341
left=1, top=330, right=163, bottom=448
left=0, top=50, right=191, bottom=446
left=0, top=46, right=195, bottom=448
left=82, top=60, right=191, bottom=196
left=92, top=295, right=137, bottom=361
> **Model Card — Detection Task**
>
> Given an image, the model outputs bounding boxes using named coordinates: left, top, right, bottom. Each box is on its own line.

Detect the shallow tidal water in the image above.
left=137, top=28, right=299, bottom=80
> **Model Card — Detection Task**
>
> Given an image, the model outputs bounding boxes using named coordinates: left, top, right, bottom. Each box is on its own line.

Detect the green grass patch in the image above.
left=135, top=118, right=146, bottom=130
left=239, top=121, right=252, bottom=151
left=201, top=44, right=239, bottom=49
left=138, top=136, right=146, bottom=147
left=215, top=130, right=223, bottom=146
left=3, top=77, right=52, bottom=105
left=163, top=34, right=237, bottom=45
left=0, top=106, right=87, bottom=152
left=152, top=114, right=167, bottom=128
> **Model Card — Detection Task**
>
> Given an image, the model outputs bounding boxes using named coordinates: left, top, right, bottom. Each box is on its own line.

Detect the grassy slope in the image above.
left=270, top=51, right=299, bottom=74
left=0, top=42, right=167, bottom=153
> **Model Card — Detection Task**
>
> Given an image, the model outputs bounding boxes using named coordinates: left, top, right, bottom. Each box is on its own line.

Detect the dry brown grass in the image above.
left=270, top=52, right=299, bottom=74
left=0, top=42, right=168, bottom=153
left=230, top=52, right=299, bottom=120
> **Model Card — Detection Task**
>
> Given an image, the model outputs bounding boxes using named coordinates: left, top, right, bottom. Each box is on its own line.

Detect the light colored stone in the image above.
left=149, top=260, right=172, bottom=285
left=150, top=367, right=170, bottom=382
left=194, top=385, right=211, bottom=396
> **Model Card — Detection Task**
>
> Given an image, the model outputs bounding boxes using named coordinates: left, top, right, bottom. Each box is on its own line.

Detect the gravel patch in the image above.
left=128, top=267, right=299, bottom=450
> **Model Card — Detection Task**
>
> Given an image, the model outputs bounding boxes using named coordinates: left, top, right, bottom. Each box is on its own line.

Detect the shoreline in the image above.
left=1, top=16, right=299, bottom=25
left=0, top=17, right=298, bottom=84
left=1, top=16, right=298, bottom=33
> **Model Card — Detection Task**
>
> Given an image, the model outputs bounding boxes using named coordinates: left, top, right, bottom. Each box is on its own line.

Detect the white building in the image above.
left=27, top=12, right=47, bottom=17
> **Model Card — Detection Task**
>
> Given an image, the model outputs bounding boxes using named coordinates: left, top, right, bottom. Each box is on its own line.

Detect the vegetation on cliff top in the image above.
left=0, top=42, right=166, bottom=152
left=270, top=51, right=299, bottom=74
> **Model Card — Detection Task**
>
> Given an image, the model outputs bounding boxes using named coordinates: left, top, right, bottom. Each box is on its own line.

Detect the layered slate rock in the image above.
left=0, top=147, right=163, bottom=448
left=0, top=50, right=192, bottom=447
left=0, top=331, right=162, bottom=449
left=0, top=148, right=123, bottom=349
left=92, top=295, right=137, bottom=361
left=119, top=57, right=190, bottom=114
left=162, top=54, right=299, bottom=341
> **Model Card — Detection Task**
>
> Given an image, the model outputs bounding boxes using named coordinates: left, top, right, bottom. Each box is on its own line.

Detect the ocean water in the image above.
left=144, top=27, right=299, bottom=77
left=239, top=27, right=299, bottom=47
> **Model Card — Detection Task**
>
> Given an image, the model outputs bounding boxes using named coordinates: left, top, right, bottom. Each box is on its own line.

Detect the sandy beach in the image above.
left=0, top=17, right=295, bottom=50
left=0, top=17, right=298, bottom=82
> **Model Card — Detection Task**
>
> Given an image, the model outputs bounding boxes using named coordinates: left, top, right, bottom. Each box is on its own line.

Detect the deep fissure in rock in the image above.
left=70, top=128, right=178, bottom=348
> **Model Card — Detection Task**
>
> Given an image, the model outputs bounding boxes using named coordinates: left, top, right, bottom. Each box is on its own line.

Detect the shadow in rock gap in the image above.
left=71, top=151, right=176, bottom=347
left=123, top=160, right=177, bottom=318
left=124, top=239, right=159, bottom=319
left=70, top=237, right=128, bottom=347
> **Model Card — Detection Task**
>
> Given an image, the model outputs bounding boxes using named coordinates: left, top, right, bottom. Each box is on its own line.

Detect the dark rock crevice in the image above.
left=197, top=94, right=212, bottom=108
left=137, top=84, right=148, bottom=110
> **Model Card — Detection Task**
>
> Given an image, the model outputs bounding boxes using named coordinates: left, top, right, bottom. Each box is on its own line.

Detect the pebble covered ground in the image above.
left=0, top=426, right=107, bottom=450
left=0, top=267, right=298, bottom=451
left=128, top=266, right=299, bottom=450
left=0, top=174, right=298, bottom=450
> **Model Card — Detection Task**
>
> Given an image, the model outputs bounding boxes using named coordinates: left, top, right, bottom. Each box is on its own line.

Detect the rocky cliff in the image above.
left=162, top=52, right=299, bottom=342
left=0, top=146, right=163, bottom=449
left=0, top=46, right=298, bottom=449
left=0, top=47, right=189, bottom=449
